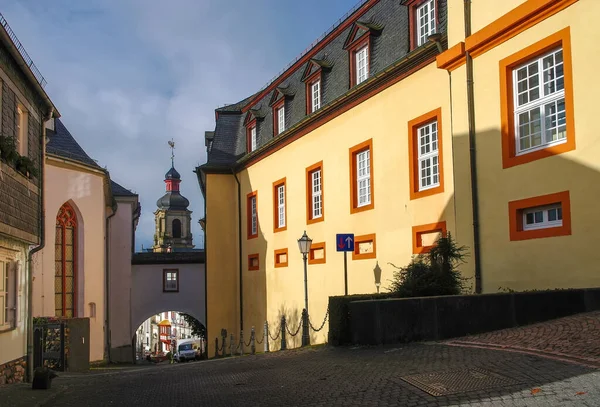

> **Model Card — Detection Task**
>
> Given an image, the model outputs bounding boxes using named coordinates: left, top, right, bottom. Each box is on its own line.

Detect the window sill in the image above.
left=0, top=325, right=16, bottom=334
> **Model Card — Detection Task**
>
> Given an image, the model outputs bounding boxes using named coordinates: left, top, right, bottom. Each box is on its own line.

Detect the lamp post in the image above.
left=297, top=230, right=312, bottom=346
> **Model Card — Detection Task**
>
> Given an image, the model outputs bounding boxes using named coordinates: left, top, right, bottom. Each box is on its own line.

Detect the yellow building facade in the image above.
left=198, top=0, right=596, bottom=356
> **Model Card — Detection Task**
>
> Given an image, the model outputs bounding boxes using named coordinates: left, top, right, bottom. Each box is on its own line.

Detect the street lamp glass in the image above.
left=297, top=230, right=312, bottom=255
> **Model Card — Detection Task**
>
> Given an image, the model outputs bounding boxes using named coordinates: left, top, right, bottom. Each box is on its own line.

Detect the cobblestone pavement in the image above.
left=38, top=343, right=600, bottom=407
left=445, top=312, right=600, bottom=368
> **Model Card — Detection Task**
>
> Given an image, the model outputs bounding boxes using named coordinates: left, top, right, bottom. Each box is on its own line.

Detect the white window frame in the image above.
left=251, top=196, right=258, bottom=235
left=277, top=184, right=285, bottom=228
left=416, top=0, right=436, bottom=47
left=513, top=48, right=565, bottom=155
left=0, top=260, right=16, bottom=330
left=356, top=149, right=371, bottom=207
left=417, top=121, right=440, bottom=191
left=277, top=106, right=285, bottom=134
left=250, top=126, right=257, bottom=152
left=311, top=169, right=322, bottom=219
left=355, top=45, right=369, bottom=85
left=522, top=203, right=563, bottom=231
left=311, top=80, right=321, bottom=112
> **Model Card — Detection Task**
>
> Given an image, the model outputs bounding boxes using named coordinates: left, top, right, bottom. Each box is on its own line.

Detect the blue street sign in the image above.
left=336, top=234, right=354, bottom=252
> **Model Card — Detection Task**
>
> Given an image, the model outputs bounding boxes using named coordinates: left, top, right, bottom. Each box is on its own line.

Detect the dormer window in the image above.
left=310, top=80, right=321, bottom=112
left=416, top=0, right=436, bottom=47
left=303, top=59, right=330, bottom=114
left=246, top=121, right=257, bottom=153
left=273, top=98, right=286, bottom=135
left=355, top=45, right=369, bottom=85
left=344, top=20, right=382, bottom=88
left=407, top=0, right=437, bottom=49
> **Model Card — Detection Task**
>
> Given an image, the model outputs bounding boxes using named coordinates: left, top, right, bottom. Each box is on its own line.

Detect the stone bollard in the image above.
left=280, top=315, right=287, bottom=351
left=251, top=326, right=256, bottom=355
left=240, top=330, right=245, bottom=356
left=264, top=321, right=270, bottom=353
left=32, top=367, right=58, bottom=390
left=221, top=329, right=228, bottom=358
left=229, top=333, right=234, bottom=357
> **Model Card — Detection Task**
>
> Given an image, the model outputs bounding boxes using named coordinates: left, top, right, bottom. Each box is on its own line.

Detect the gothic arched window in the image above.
left=55, top=203, right=77, bottom=317
left=172, top=219, right=182, bottom=239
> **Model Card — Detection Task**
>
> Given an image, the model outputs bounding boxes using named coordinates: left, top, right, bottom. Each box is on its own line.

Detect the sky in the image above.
left=0, top=0, right=362, bottom=251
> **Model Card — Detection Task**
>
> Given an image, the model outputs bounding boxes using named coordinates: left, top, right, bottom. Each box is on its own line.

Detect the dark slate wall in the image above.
left=0, top=39, right=46, bottom=242
left=209, top=0, right=448, bottom=165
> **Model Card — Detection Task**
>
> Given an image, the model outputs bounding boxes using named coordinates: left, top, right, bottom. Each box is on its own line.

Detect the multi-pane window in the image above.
left=513, top=48, right=565, bottom=154
left=523, top=203, right=563, bottom=231
left=55, top=202, right=77, bottom=318
left=416, top=0, right=436, bottom=47
left=356, top=150, right=371, bottom=206
left=251, top=195, right=257, bottom=235
left=311, top=80, right=321, bottom=112
left=277, top=184, right=285, bottom=228
left=250, top=126, right=257, bottom=152
left=355, top=45, right=369, bottom=85
left=417, top=121, right=439, bottom=190
left=163, top=269, right=179, bottom=292
left=277, top=106, right=285, bottom=134
left=311, top=169, right=322, bottom=219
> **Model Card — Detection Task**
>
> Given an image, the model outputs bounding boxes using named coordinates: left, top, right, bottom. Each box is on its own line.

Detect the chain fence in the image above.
left=213, top=305, right=330, bottom=360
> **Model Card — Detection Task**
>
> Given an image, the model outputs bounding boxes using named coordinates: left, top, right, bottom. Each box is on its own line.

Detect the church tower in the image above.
left=152, top=140, right=194, bottom=252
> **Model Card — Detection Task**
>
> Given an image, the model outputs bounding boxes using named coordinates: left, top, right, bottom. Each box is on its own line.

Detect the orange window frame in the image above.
left=352, top=233, right=377, bottom=260
left=246, top=191, right=258, bottom=239
left=406, top=0, right=439, bottom=51
left=349, top=139, right=374, bottom=214
left=306, top=161, right=324, bottom=224
left=248, top=254, right=260, bottom=271
left=273, top=178, right=287, bottom=233
left=412, top=221, right=447, bottom=254
left=408, top=108, right=444, bottom=200
left=508, top=191, right=571, bottom=241
left=274, top=248, right=289, bottom=268
left=500, top=27, right=575, bottom=169
left=308, top=242, right=326, bottom=265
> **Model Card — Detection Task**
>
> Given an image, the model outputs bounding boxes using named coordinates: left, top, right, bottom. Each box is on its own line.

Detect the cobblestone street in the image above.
left=39, top=342, right=599, bottom=407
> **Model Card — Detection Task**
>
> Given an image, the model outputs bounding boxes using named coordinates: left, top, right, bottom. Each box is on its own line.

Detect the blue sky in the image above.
left=0, top=0, right=362, bottom=251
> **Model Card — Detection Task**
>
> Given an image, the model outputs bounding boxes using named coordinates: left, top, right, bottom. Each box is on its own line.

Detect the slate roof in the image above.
left=46, top=118, right=102, bottom=169
left=110, top=180, right=137, bottom=197
left=203, top=0, right=448, bottom=169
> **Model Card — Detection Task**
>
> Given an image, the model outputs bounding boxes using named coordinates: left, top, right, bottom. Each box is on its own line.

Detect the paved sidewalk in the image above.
left=445, top=311, right=600, bottom=368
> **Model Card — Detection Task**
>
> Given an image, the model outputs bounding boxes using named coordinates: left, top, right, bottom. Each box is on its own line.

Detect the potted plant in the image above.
left=0, top=135, right=18, bottom=166
left=15, top=155, right=39, bottom=179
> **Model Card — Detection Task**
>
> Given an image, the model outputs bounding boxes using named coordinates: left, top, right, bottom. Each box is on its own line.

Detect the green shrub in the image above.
left=388, top=232, right=469, bottom=297
left=0, top=135, right=18, bottom=165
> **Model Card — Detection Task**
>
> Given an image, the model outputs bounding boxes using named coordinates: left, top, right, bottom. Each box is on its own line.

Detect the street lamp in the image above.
left=297, top=230, right=312, bottom=346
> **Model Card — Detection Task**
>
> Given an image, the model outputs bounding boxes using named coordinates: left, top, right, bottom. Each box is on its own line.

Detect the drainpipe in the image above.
left=26, top=107, right=53, bottom=382
left=464, top=0, right=482, bottom=293
left=105, top=198, right=117, bottom=362
left=231, top=169, right=243, bottom=333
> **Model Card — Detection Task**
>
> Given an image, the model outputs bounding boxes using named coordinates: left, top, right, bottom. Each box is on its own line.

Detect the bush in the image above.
left=388, top=232, right=469, bottom=297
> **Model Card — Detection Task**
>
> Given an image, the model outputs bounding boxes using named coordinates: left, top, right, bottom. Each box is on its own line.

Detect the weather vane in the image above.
left=168, top=139, right=175, bottom=167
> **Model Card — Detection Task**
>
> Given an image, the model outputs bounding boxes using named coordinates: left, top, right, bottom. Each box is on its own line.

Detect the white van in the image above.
left=175, top=339, right=202, bottom=362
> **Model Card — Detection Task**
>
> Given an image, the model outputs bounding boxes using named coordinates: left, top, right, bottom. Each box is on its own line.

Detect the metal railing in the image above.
left=0, top=12, right=47, bottom=88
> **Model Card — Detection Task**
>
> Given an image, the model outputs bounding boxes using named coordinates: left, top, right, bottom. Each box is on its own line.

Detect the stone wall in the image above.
left=0, top=356, right=26, bottom=385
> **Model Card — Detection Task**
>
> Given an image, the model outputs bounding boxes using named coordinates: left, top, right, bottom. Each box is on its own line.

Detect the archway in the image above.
left=172, top=219, right=182, bottom=238
left=55, top=201, right=83, bottom=318
left=133, top=310, right=206, bottom=363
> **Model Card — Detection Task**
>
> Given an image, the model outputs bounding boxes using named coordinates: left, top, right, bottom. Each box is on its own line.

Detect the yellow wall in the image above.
left=32, top=159, right=107, bottom=362
left=205, top=173, right=239, bottom=356
left=449, top=0, right=598, bottom=291
left=206, top=62, right=460, bottom=351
